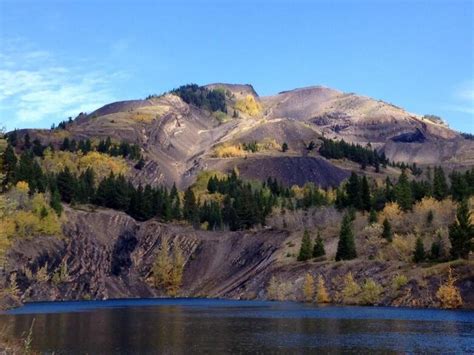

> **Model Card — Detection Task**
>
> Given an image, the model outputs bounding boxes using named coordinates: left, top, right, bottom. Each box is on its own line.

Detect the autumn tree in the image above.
left=316, top=275, right=330, bottom=303
left=436, top=267, right=463, bottom=309
left=303, top=273, right=315, bottom=302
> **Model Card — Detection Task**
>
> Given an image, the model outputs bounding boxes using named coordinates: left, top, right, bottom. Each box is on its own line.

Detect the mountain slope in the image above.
left=14, top=83, right=474, bottom=189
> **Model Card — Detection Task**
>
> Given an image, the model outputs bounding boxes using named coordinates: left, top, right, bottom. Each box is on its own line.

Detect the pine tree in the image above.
left=56, top=167, right=76, bottom=203
left=312, top=232, right=325, bottom=258
left=449, top=199, right=473, bottom=259
left=50, top=188, right=63, bottom=216
left=207, top=176, right=218, bottom=193
left=346, top=172, right=361, bottom=209
left=395, top=170, right=413, bottom=211
left=413, top=236, right=425, bottom=263
left=298, top=230, right=313, bottom=261
left=433, top=166, right=448, bottom=201
left=170, top=183, right=181, bottom=220
left=335, top=214, right=357, bottom=261
left=382, top=218, right=392, bottom=242
left=183, top=187, right=199, bottom=227
left=368, top=209, right=378, bottom=224
left=2, top=144, right=17, bottom=187
left=361, top=176, right=371, bottom=211
left=282, top=142, right=288, bottom=152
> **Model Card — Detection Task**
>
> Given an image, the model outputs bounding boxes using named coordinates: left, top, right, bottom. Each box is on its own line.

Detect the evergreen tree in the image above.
left=282, top=142, right=288, bottom=152
left=312, top=232, right=325, bottom=258
left=346, top=172, right=361, bottom=209
left=368, top=209, right=378, bottom=225
left=170, top=183, right=181, bottom=220
left=207, top=175, right=218, bottom=193
left=430, top=232, right=443, bottom=261
left=361, top=176, right=371, bottom=211
left=413, top=236, right=426, bottom=263
left=335, top=214, right=357, bottom=261
left=61, top=137, right=71, bottom=151
left=382, top=218, right=392, bottom=242
left=50, top=188, right=63, bottom=216
left=2, top=144, right=17, bottom=187
left=449, top=199, right=473, bottom=259
left=298, top=230, right=312, bottom=261
left=56, top=167, right=76, bottom=203
left=395, top=170, right=413, bottom=211
left=183, top=187, right=199, bottom=226
left=433, top=166, right=448, bottom=201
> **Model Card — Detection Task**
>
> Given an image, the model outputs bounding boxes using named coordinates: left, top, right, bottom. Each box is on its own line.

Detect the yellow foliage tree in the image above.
left=152, top=239, right=185, bottom=296
left=342, top=272, right=361, bottom=304
left=436, top=267, right=463, bottom=309
left=316, top=275, right=330, bottom=303
left=235, top=95, right=261, bottom=116
left=303, top=273, right=315, bottom=302
left=267, top=276, right=281, bottom=301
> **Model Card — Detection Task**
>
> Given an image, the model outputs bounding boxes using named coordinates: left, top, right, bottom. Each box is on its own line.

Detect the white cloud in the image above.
left=443, top=81, right=474, bottom=118
left=0, top=39, right=121, bottom=129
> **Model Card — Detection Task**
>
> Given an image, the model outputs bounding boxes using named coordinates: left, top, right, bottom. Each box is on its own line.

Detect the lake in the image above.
left=1, top=298, right=473, bottom=353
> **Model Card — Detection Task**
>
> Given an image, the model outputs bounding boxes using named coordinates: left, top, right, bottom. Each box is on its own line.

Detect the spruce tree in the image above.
left=361, top=176, right=371, bottom=211
left=368, top=209, right=378, bottom=225
left=50, top=189, right=63, bottom=216
left=413, top=236, right=425, bottom=263
left=433, top=166, right=448, bottom=201
left=183, top=187, right=199, bottom=226
left=282, top=142, right=288, bottom=152
left=382, top=218, right=392, bottom=242
left=207, top=176, right=218, bottom=193
left=346, top=172, right=361, bottom=209
left=56, top=167, right=76, bottom=203
left=298, top=230, right=312, bottom=261
left=2, top=144, right=17, bottom=187
left=449, top=199, right=473, bottom=259
left=335, top=214, right=357, bottom=261
left=312, top=232, right=325, bottom=258
left=395, top=170, right=413, bottom=211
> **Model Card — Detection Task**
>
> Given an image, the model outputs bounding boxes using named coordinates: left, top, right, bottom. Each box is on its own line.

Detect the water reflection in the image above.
left=1, top=300, right=473, bottom=353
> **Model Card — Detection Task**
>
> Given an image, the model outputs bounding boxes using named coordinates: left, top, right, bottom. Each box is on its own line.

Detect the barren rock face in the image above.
left=2, top=208, right=472, bottom=309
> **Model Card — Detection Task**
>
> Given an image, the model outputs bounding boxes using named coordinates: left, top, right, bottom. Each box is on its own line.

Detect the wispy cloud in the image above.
left=0, top=39, right=123, bottom=130
left=444, top=81, right=474, bottom=116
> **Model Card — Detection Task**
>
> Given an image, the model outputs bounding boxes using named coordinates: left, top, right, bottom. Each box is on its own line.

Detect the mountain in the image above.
left=14, top=83, right=474, bottom=189
left=1, top=83, right=473, bottom=311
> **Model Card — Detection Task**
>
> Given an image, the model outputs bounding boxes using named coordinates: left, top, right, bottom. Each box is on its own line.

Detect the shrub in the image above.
left=360, top=278, right=383, bottom=305
left=391, top=274, right=408, bottom=291
left=213, top=144, right=245, bottom=158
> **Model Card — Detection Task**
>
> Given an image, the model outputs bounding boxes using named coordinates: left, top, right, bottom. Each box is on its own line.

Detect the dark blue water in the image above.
left=1, top=298, right=473, bottom=353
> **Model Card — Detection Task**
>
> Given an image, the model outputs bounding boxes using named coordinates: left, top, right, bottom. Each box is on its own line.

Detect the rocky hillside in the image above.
left=1, top=206, right=472, bottom=310
left=13, top=83, right=474, bottom=189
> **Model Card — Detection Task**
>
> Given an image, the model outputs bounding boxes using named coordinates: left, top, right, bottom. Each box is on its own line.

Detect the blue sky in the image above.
left=0, top=0, right=473, bottom=133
